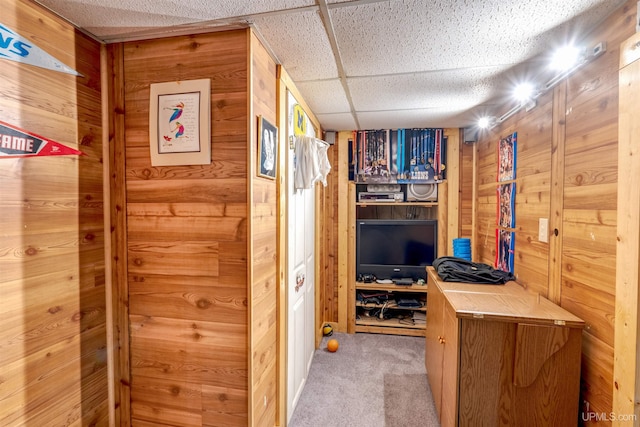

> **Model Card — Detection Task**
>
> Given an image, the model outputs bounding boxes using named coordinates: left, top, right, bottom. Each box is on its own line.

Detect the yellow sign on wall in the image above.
left=293, top=104, right=307, bottom=136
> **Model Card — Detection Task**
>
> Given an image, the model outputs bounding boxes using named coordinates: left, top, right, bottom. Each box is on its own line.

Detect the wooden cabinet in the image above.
left=425, top=267, right=585, bottom=426
left=425, top=277, right=447, bottom=413
left=425, top=275, right=461, bottom=426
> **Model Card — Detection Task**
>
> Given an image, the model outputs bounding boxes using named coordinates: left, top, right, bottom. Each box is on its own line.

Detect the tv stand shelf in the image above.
left=355, top=317, right=425, bottom=334
left=355, top=282, right=427, bottom=292
left=354, top=281, right=427, bottom=337
left=356, top=201, right=438, bottom=207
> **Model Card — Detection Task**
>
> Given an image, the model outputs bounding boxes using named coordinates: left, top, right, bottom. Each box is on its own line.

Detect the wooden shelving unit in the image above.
left=346, top=181, right=448, bottom=337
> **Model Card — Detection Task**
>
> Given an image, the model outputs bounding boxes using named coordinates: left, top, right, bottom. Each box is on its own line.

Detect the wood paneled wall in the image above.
left=1, top=0, right=108, bottom=425
left=249, top=32, right=278, bottom=427
left=460, top=142, right=474, bottom=239
left=614, top=30, right=640, bottom=422
left=472, top=1, right=637, bottom=421
left=111, top=28, right=277, bottom=426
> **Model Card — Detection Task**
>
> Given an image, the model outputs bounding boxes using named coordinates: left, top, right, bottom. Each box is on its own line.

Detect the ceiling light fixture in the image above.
left=478, top=116, right=495, bottom=129
left=513, top=82, right=536, bottom=103
left=550, top=45, right=583, bottom=71
left=482, top=41, right=607, bottom=129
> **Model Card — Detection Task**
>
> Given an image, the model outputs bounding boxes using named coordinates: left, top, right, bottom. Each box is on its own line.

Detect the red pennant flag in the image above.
left=0, top=120, right=84, bottom=158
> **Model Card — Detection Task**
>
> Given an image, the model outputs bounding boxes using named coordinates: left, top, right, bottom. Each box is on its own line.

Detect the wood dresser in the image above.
left=425, top=266, right=585, bottom=426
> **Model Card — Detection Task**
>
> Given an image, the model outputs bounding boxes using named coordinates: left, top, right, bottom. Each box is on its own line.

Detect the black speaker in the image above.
left=406, top=183, right=438, bottom=202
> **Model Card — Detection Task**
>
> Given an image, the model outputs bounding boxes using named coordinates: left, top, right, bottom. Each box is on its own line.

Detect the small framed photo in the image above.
left=258, top=115, right=278, bottom=179
left=149, top=78, right=211, bottom=166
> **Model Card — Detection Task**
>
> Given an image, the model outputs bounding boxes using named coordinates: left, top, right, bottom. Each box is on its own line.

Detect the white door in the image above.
left=286, top=98, right=316, bottom=422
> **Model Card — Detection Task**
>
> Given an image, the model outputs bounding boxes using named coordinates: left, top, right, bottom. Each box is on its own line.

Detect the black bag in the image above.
left=432, top=256, right=515, bottom=284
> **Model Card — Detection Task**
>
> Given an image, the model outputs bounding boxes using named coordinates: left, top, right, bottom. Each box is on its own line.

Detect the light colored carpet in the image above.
left=288, top=332, right=440, bottom=427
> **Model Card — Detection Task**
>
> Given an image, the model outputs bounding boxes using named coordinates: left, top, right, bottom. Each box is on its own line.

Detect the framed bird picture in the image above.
left=149, top=78, right=211, bottom=166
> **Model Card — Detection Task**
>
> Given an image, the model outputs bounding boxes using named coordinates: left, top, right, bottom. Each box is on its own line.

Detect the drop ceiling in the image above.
left=35, top=0, right=628, bottom=131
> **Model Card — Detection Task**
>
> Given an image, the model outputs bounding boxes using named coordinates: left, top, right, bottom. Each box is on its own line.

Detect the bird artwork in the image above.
left=163, top=101, right=186, bottom=140
left=171, top=121, right=184, bottom=139
left=165, top=101, right=184, bottom=123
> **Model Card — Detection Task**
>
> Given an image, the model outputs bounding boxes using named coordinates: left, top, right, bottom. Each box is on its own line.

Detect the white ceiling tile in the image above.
left=295, top=80, right=352, bottom=114
left=252, top=10, right=339, bottom=81
left=329, top=0, right=626, bottom=77
left=357, top=108, right=475, bottom=130
left=347, top=67, right=505, bottom=112
left=315, top=113, right=357, bottom=131
left=36, top=0, right=317, bottom=34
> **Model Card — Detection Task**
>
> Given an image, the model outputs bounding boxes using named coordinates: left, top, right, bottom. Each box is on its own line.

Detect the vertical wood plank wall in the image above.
left=249, top=32, right=278, bottom=427
left=472, top=1, right=637, bottom=421
left=1, top=0, right=109, bottom=425
left=105, top=42, right=131, bottom=426
left=460, top=142, right=475, bottom=239
left=614, top=30, right=640, bottom=422
left=114, top=28, right=277, bottom=426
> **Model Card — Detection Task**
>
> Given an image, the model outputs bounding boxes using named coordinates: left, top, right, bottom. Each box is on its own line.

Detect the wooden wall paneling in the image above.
left=444, top=128, right=460, bottom=254
left=438, top=181, right=449, bottom=258
left=470, top=143, right=479, bottom=261
left=274, top=65, right=289, bottom=427
left=460, top=142, right=475, bottom=240
left=1, top=1, right=108, bottom=426
left=105, top=41, right=131, bottom=426
left=561, top=10, right=627, bottom=416
left=250, top=31, right=279, bottom=427
left=315, top=179, right=328, bottom=336
left=101, top=43, right=116, bottom=426
left=511, top=94, right=553, bottom=296
left=121, top=29, right=253, bottom=426
left=613, top=29, right=640, bottom=423
left=335, top=135, right=348, bottom=331
left=548, top=82, right=567, bottom=305
left=347, top=181, right=356, bottom=334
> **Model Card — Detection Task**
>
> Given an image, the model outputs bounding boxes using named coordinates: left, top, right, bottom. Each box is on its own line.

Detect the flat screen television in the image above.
left=356, top=219, right=437, bottom=281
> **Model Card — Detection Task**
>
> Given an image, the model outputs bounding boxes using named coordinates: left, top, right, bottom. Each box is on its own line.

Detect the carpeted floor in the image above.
left=288, top=332, right=440, bottom=427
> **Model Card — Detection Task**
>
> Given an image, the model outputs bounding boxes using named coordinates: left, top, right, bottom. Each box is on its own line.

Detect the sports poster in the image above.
left=496, top=229, right=515, bottom=273
left=497, top=182, right=515, bottom=228
left=495, top=131, right=517, bottom=274
left=498, top=132, right=517, bottom=182
left=354, top=128, right=445, bottom=183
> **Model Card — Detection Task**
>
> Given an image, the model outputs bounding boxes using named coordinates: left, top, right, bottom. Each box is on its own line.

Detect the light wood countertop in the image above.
left=426, top=266, right=584, bottom=328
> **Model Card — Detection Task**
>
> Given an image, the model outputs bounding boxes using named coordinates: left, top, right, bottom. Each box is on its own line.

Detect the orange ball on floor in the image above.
left=327, top=338, right=339, bottom=352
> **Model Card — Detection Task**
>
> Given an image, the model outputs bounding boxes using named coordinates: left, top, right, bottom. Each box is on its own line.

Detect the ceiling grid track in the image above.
left=316, top=0, right=360, bottom=130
